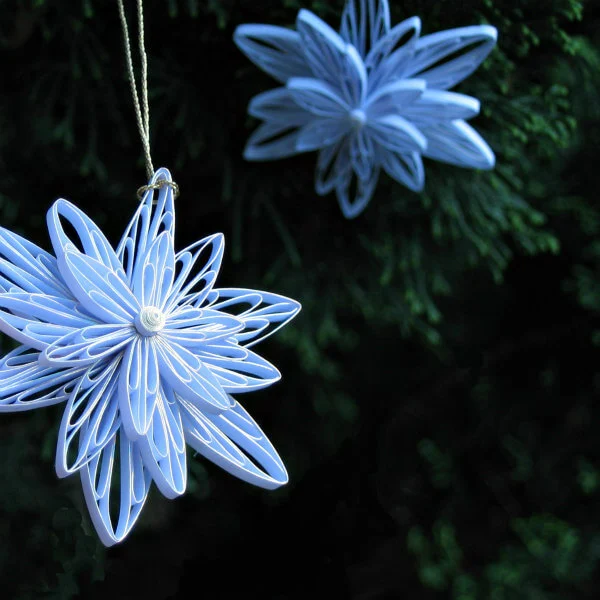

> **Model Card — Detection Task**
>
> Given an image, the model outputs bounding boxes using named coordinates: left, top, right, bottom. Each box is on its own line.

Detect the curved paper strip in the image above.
left=131, top=231, right=175, bottom=310
left=401, top=90, right=480, bottom=122
left=0, top=227, right=70, bottom=296
left=297, top=10, right=367, bottom=106
left=233, top=24, right=311, bottom=84
left=296, top=119, right=348, bottom=153
left=378, top=149, right=425, bottom=191
left=198, top=341, right=282, bottom=393
left=248, top=87, right=313, bottom=125
left=59, top=249, right=140, bottom=324
left=117, top=167, right=176, bottom=283
left=365, top=79, right=425, bottom=115
left=55, top=356, right=121, bottom=478
left=80, top=430, right=152, bottom=547
left=41, top=323, right=134, bottom=367
left=336, top=166, right=381, bottom=219
left=244, top=121, right=306, bottom=161
left=350, top=130, right=376, bottom=181
left=47, top=199, right=124, bottom=277
left=365, top=16, right=421, bottom=74
left=138, top=384, right=187, bottom=499
left=367, top=19, right=422, bottom=90
left=180, top=395, right=288, bottom=490
left=287, top=77, right=351, bottom=117
left=155, top=337, right=230, bottom=414
left=404, top=25, right=498, bottom=90
left=118, top=337, right=160, bottom=439
left=0, top=346, right=85, bottom=412
left=163, top=307, right=244, bottom=350
left=207, top=288, right=301, bottom=348
left=166, top=233, right=224, bottom=311
left=340, top=0, right=390, bottom=58
left=366, top=114, right=427, bottom=154
left=0, top=292, right=97, bottom=351
left=315, top=139, right=352, bottom=196
left=420, top=120, right=495, bottom=169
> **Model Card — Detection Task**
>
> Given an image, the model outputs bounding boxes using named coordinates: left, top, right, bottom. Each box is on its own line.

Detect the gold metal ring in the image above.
left=136, top=179, right=180, bottom=201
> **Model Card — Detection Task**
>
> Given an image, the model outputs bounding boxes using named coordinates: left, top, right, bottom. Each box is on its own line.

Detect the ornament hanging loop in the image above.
left=136, top=180, right=180, bottom=201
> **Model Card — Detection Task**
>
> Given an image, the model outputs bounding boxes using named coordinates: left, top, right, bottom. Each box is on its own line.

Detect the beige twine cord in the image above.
left=136, top=180, right=180, bottom=200
left=117, top=0, right=179, bottom=199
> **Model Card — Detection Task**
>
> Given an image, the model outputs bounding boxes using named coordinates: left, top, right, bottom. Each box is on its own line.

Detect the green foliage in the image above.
left=408, top=515, right=600, bottom=600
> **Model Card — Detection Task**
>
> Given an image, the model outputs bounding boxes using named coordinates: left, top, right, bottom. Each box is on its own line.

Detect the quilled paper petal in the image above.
left=0, top=227, right=70, bottom=296
left=137, top=384, right=187, bottom=499
left=340, top=0, right=391, bottom=58
left=243, top=121, right=306, bottom=161
left=181, top=395, right=288, bottom=490
left=248, top=87, right=313, bottom=125
left=55, top=356, right=121, bottom=478
left=297, top=8, right=367, bottom=104
left=378, top=149, right=425, bottom=191
left=155, top=337, right=230, bottom=414
left=131, top=231, right=176, bottom=310
left=366, top=114, right=427, bottom=154
left=118, top=337, right=160, bottom=439
left=41, top=324, right=134, bottom=367
left=166, top=234, right=224, bottom=311
left=207, top=288, right=302, bottom=348
left=404, top=25, right=498, bottom=90
left=117, top=167, right=176, bottom=283
left=336, top=165, right=381, bottom=219
left=80, top=431, right=152, bottom=547
left=420, top=120, right=495, bottom=169
left=401, top=90, right=481, bottom=122
left=48, top=199, right=125, bottom=276
left=198, top=341, right=282, bottom=393
left=233, top=24, right=312, bottom=84
left=60, top=249, right=140, bottom=324
left=0, top=292, right=98, bottom=350
left=287, top=77, right=351, bottom=117
left=163, top=307, right=244, bottom=350
left=0, top=346, right=85, bottom=412
left=365, top=16, right=421, bottom=74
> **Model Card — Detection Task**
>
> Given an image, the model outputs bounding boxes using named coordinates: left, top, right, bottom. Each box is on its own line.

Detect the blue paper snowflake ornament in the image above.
left=0, top=168, right=300, bottom=546
left=234, top=0, right=497, bottom=218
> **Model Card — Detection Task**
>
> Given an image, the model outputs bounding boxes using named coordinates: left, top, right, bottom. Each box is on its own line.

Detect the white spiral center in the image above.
left=349, top=108, right=367, bottom=128
left=135, top=306, right=166, bottom=336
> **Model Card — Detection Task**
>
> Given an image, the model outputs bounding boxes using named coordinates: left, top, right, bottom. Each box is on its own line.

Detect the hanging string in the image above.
left=117, top=0, right=179, bottom=199
left=117, top=0, right=153, bottom=179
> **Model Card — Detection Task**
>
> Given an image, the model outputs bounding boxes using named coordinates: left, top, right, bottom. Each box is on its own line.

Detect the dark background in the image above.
left=0, top=0, right=599, bottom=598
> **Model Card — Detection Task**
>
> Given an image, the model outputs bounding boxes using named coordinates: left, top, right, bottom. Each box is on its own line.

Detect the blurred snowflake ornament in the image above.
left=0, top=168, right=300, bottom=546
left=234, top=0, right=497, bottom=218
